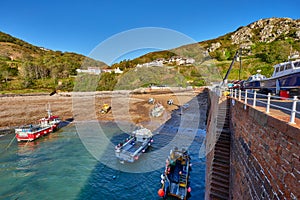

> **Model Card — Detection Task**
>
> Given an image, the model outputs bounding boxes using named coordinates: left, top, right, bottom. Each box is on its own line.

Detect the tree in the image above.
left=2, top=70, right=9, bottom=82
left=97, top=72, right=117, bottom=91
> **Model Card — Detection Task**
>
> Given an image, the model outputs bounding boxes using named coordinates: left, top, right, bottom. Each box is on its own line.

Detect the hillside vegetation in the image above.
left=0, top=17, right=299, bottom=93
left=0, top=31, right=106, bottom=93
left=202, top=17, right=300, bottom=80
left=111, top=17, right=300, bottom=85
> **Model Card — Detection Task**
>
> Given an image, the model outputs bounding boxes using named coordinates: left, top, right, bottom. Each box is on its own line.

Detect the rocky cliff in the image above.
left=208, top=18, right=300, bottom=52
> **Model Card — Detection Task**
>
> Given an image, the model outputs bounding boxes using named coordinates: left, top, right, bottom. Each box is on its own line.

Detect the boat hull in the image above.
left=244, top=72, right=300, bottom=96
left=261, top=72, right=300, bottom=90
left=115, top=137, right=153, bottom=162
left=244, top=80, right=262, bottom=89
left=16, top=122, right=60, bottom=142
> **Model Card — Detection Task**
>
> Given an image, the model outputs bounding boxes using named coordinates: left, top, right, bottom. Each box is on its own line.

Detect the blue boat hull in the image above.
left=243, top=72, right=300, bottom=96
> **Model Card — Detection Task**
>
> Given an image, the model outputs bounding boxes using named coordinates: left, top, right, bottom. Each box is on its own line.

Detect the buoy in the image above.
left=158, top=188, right=165, bottom=197
left=187, top=187, right=192, bottom=193
left=112, top=175, right=116, bottom=179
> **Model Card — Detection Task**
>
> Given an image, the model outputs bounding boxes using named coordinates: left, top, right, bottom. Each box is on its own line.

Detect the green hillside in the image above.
left=0, top=31, right=107, bottom=93
left=111, top=17, right=300, bottom=86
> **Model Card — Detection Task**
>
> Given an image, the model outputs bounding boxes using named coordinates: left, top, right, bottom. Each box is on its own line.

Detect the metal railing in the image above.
left=228, top=89, right=300, bottom=124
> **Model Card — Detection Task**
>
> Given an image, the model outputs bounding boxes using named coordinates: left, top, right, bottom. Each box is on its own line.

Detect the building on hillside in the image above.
left=135, top=56, right=195, bottom=68
left=114, top=67, right=123, bottom=74
left=102, top=67, right=123, bottom=74
left=136, top=60, right=164, bottom=68
left=76, top=67, right=101, bottom=75
left=102, top=69, right=113, bottom=73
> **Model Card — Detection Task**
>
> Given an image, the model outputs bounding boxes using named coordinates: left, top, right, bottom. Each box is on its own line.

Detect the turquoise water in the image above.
left=0, top=122, right=205, bottom=200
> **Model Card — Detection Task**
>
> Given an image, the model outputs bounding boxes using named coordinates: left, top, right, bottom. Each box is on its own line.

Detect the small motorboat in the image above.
left=151, top=103, right=165, bottom=117
left=115, top=127, right=153, bottom=163
left=158, top=147, right=192, bottom=200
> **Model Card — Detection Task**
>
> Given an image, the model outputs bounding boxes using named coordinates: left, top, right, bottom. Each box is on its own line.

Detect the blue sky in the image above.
left=0, top=0, right=299, bottom=63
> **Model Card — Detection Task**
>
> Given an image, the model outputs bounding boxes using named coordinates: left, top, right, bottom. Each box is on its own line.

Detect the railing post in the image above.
left=238, top=90, right=241, bottom=101
left=234, top=89, right=237, bottom=99
left=266, top=93, right=271, bottom=113
left=253, top=91, right=257, bottom=107
left=245, top=90, right=248, bottom=105
left=289, top=96, right=297, bottom=124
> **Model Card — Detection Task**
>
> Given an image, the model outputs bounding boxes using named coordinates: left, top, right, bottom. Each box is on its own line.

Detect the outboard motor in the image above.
left=167, top=99, right=173, bottom=105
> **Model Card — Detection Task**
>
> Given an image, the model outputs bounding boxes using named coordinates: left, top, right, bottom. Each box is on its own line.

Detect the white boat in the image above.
left=115, top=127, right=153, bottom=163
left=151, top=103, right=165, bottom=117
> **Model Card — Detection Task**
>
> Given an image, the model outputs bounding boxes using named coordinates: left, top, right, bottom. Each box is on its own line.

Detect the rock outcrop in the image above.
left=231, top=18, right=300, bottom=44
left=207, top=18, right=300, bottom=52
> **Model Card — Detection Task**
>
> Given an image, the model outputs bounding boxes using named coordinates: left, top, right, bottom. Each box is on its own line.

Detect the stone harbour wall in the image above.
left=229, top=99, right=300, bottom=199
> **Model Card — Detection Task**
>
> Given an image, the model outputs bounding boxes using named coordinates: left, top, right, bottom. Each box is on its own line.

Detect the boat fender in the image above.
left=158, top=189, right=165, bottom=197
left=187, top=187, right=192, bottom=193
left=167, top=167, right=170, bottom=174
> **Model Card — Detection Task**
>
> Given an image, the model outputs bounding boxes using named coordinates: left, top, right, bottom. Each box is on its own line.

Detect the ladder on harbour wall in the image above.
left=209, top=100, right=231, bottom=200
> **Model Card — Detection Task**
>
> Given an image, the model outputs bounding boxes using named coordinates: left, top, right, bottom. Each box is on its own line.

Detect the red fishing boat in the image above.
left=15, top=107, right=60, bottom=142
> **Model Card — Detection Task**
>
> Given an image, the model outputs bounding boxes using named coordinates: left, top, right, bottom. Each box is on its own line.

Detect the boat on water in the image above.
left=243, top=59, right=300, bottom=96
left=115, top=127, right=153, bottom=163
left=151, top=103, right=165, bottom=117
left=15, top=108, right=61, bottom=142
left=158, top=147, right=192, bottom=200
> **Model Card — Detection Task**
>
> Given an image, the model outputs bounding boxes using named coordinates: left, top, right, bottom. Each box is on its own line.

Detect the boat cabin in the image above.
left=133, top=128, right=153, bottom=142
left=272, top=59, right=300, bottom=78
left=246, top=70, right=266, bottom=82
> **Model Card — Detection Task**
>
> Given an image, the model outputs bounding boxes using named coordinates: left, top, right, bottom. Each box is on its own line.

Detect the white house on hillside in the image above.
left=102, top=67, right=123, bottom=74
left=76, top=67, right=101, bottom=75
left=114, top=67, right=123, bottom=74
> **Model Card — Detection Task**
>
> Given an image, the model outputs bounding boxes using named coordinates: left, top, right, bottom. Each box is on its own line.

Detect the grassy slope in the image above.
left=0, top=31, right=107, bottom=93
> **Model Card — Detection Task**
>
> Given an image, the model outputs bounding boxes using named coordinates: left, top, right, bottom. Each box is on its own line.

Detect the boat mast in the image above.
left=46, top=103, right=52, bottom=118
